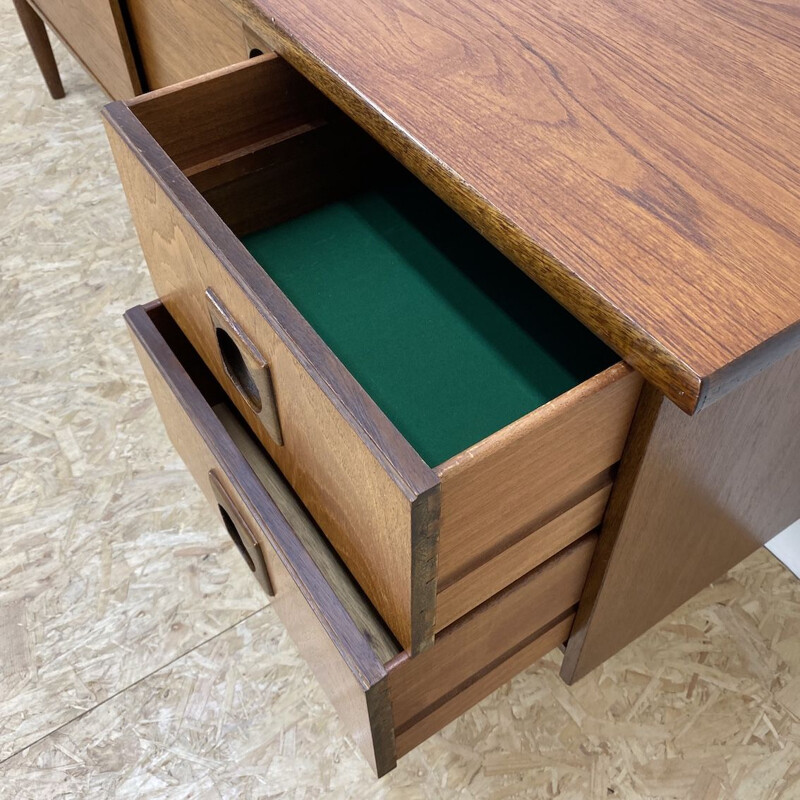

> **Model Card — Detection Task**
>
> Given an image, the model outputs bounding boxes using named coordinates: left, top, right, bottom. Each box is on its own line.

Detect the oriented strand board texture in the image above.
left=0, top=2, right=266, bottom=762
left=4, top=3, right=800, bottom=797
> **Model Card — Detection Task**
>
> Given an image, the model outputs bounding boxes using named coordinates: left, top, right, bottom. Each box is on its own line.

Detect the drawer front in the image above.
left=126, top=0, right=250, bottom=90
left=125, top=302, right=398, bottom=776
left=104, top=58, right=439, bottom=655
left=125, top=301, right=592, bottom=775
left=31, top=0, right=140, bottom=99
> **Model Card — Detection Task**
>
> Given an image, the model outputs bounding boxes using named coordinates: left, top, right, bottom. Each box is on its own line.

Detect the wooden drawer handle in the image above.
left=208, top=468, right=274, bottom=597
left=206, top=288, right=283, bottom=445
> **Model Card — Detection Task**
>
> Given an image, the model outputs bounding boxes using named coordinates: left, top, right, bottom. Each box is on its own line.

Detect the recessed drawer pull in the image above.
left=206, top=288, right=283, bottom=446
left=208, top=467, right=274, bottom=596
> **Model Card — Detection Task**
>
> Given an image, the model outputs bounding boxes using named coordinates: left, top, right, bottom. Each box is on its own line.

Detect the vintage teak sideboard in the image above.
left=19, top=0, right=800, bottom=777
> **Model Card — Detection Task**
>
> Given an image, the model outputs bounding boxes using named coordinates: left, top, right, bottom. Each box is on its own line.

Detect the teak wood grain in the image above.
left=103, top=58, right=440, bottom=655
left=219, top=394, right=592, bottom=769
left=217, top=403, right=398, bottom=664
left=562, top=347, right=800, bottom=683
left=388, top=534, right=595, bottom=739
left=225, top=0, right=800, bottom=413
left=29, top=0, right=140, bottom=99
left=125, top=57, right=333, bottom=174
left=227, top=396, right=594, bottom=756
left=394, top=614, right=574, bottom=757
left=125, top=302, right=399, bottom=775
left=104, top=56, right=646, bottom=647
left=436, top=364, right=640, bottom=595
left=126, top=0, right=249, bottom=90
left=436, top=483, right=612, bottom=630
left=125, top=300, right=597, bottom=774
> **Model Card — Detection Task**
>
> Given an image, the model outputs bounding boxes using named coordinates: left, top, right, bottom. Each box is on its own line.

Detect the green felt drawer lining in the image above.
left=243, top=178, right=616, bottom=467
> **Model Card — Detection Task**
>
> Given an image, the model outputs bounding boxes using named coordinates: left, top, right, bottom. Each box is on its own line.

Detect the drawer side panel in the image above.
left=387, top=534, right=596, bottom=737
left=436, top=364, right=642, bottom=624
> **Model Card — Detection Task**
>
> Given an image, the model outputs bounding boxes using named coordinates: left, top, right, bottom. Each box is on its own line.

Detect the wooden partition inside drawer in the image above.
left=126, top=301, right=598, bottom=774
left=105, top=56, right=642, bottom=655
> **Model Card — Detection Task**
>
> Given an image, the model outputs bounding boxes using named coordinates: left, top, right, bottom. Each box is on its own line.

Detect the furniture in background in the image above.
left=12, top=0, right=263, bottom=99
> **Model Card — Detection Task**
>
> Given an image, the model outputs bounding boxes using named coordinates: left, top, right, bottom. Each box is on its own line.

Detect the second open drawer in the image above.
left=104, top=55, right=643, bottom=654
left=125, top=300, right=595, bottom=775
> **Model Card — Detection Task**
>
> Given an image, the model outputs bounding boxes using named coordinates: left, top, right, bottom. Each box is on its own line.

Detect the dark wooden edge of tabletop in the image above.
left=223, top=0, right=800, bottom=415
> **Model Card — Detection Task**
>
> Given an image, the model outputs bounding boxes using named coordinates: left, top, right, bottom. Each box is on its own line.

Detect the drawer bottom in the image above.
left=125, top=301, right=592, bottom=775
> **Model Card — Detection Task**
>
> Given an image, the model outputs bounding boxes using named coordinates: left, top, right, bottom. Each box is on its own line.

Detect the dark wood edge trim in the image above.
left=559, top=383, right=664, bottom=684
left=103, top=99, right=439, bottom=503
left=698, top=317, right=800, bottom=409
left=220, top=0, right=709, bottom=415
left=410, top=485, right=440, bottom=654
left=365, top=680, right=397, bottom=778
left=114, top=0, right=148, bottom=94
left=27, top=0, right=142, bottom=98
left=124, top=303, right=390, bottom=694
left=107, top=0, right=144, bottom=94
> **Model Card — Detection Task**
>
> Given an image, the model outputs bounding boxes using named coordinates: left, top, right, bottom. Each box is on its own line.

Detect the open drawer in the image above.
left=104, top=55, right=643, bottom=654
left=126, top=301, right=596, bottom=775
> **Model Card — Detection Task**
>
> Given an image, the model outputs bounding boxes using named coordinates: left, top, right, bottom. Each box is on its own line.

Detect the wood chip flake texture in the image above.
left=4, top=2, right=800, bottom=797
left=0, top=1, right=265, bottom=763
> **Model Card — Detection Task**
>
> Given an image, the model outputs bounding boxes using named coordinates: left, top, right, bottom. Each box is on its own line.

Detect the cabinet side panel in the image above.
left=563, top=348, right=800, bottom=682
left=126, top=0, right=248, bottom=90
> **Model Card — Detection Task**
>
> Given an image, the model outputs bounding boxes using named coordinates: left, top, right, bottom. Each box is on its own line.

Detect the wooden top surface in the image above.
left=229, top=0, right=800, bottom=413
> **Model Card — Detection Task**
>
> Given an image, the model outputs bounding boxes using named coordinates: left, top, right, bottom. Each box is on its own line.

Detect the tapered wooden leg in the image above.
left=13, top=0, right=65, bottom=99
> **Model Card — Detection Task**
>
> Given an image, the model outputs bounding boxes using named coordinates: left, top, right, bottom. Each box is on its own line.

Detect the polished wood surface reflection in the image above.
left=228, top=0, right=800, bottom=413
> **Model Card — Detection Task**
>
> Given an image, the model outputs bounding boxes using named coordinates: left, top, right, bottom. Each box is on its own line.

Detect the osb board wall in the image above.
left=3, top=3, right=800, bottom=797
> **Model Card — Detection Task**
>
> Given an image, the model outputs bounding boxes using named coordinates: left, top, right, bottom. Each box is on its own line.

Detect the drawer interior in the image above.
left=241, top=179, right=617, bottom=466
left=127, top=57, right=618, bottom=469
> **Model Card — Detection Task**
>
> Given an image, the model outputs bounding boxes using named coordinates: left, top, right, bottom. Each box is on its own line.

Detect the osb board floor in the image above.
left=2, top=3, right=800, bottom=798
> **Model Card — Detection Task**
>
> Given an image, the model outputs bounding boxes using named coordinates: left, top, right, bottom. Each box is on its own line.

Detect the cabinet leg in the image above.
left=12, top=0, right=65, bottom=99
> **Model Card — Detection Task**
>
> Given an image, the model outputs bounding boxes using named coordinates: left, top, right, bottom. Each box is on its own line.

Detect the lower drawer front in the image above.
left=126, top=301, right=594, bottom=776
